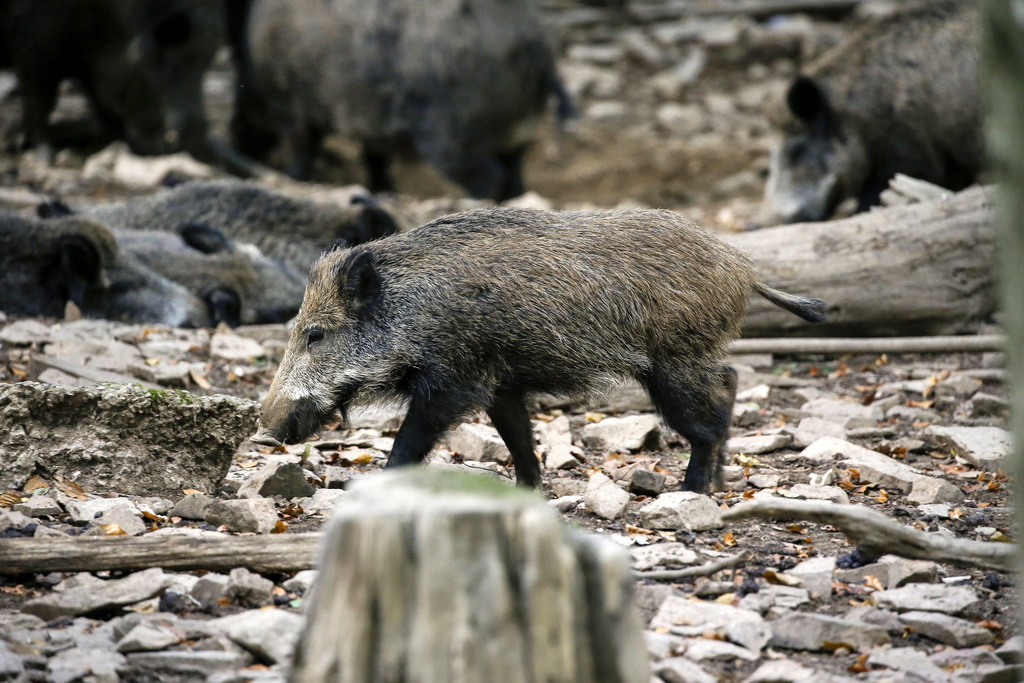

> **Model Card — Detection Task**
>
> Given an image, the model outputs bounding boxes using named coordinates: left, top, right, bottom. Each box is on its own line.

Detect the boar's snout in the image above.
left=253, top=390, right=328, bottom=446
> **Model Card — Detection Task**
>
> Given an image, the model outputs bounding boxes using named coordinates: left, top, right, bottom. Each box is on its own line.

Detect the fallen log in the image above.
left=627, top=0, right=861, bottom=21
left=636, top=550, right=750, bottom=582
left=728, top=185, right=996, bottom=338
left=730, top=334, right=1004, bottom=356
left=0, top=532, right=321, bottom=575
left=291, top=469, right=650, bottom=683
left=722, top=498, right=1015, bottom=572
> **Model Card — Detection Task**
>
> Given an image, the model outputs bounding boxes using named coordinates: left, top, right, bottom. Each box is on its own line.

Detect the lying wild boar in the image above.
left=759, top=0, right=982, bottom=225
left=0, top=210, right=209, bottom=326
left=251, top=208, right=827, bottom=493
left=239, top=0, right=565, bottom=200
left=115, top=224, right=306, bottom=327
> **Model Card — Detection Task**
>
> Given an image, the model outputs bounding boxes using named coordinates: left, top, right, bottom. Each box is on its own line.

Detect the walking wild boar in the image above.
left=240, top=0, right=563, bottom=200
left=251, top=208, right=827, bottom=493
left=0, top=210, right=210, bottom=326
left=759, top=0, right=982, bottom=225
left=0, top=0, right=223, bottom=160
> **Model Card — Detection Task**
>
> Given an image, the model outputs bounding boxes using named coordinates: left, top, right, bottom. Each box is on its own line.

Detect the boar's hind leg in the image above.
left=486, top=391, right=542, bottom=489
left=386, top=388, right=484, bottom=470
left=642, top=361, right=736, bottom=494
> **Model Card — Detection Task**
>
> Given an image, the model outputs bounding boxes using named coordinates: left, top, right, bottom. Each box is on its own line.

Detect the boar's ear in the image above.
left=179, top=222, right=232, bottom=254
left=58, top=234, right=104, bottom=287
left=338, top=249, right=381, bottom=318
left=351, top=195, right=399, bottom=243
left=37, top=199, right=74, bottom=219
left=786, top=76, right=830, bottom=127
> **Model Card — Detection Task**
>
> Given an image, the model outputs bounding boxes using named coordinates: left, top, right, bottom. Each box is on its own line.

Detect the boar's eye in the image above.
left=306, top=328, right=325, bottom=348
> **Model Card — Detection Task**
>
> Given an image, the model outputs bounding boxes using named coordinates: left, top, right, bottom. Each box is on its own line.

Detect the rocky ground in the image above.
left=0, top=316, right=1018, bottom=682
left=0, top=1, right=1018, bottom=681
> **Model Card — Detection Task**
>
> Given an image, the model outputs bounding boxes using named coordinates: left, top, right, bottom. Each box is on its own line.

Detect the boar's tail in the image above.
left=754, top=282, right=828, bottom=323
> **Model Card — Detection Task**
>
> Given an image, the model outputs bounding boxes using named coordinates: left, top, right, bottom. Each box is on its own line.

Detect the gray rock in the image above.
left=0, top=319, right=52, bottom=345
left=886, top=405, right=942, bottom=424
left=544, top=444, right=581, bottom=470
left=66, top=498, right=140, bottom=524
left=48, top=647, right=126, bottom=683
left=931, top=646, right=1005, bottom=670
left=968, top=392, right=1009, bottom=418
left=628, top=468, right=666, bottom=496
left=129, top=359, right=195, bottom=387
left=781, top=484, right=850, bottom=504
left=680, top=638, right=759, bottom=662
left=643, top=629, right=686, bottom=659
left=0, top=641, right=24, bottom=680
left=133, top=496, right=173, bottom=516
left=237, top=460, right=316, bottom=500
left=925, top=425, right=1011, bottom=470
left=726, top=434, right=792, bottom=454
left=44, top=337, right=143, bottom=373
left=650, top=596, right=771, bottom=652
left=738, top=586, right=810, bottom=615
left=638, top=492, right=723, bottom=531
left=630, top=543, right=698, bottom=571
left=205, top=498, right=278, bottom=534
left=906, top=476, right=965, bottom=505
left=116, top=622, right=184, bottom=653
left=282, top=570, right=317, bottom=595
left=192, top=573, right=231, bottom=606
left=549, top=478, right=587, bottom=498
left=845, top=606, right=904, bottom=635
left=656, top=656, right=717, bottom=683
left=635, top=584, right=679, bottom=627
left=210, top=332, right=265, bottom=361
left=836, top=556, right=937, bottom=589
left=206, top=608, right=304, bottom=664
left=747, top=473, right=780, bottom=489
left=935, top=373, right=983, bottom=398
left=444, top=422, right=512, bottom=464
left=799, top=437, right=925, bottom=493
left=126, top=650, right=253, bottom=675
left=0, top=382, right=258, bottom=497
left=732, top=402, right=763, bottom=428
left=192, top=634, right=252, bottom=654
left=87, top=505, right=147, bottom=537
left=786, top=557, right=836, bottom=599
left=583, top=473, right=630, bottom=520
left=873, top=584, right=980, bottom=616
left=899, top=610, right=994, bottom=647
left=303, top=488, right=346, bottom=516
left=37, top=368, right=85, bottom=386
left=170, top=492, right=213, bottom=520
left=22, top=567, right=171, bottom=620
left=769, top=612, right=889, bottom=652
left=790, top=416, right=846, bottom=448
left=12, top=495, right=63, bottom=517
left=800, top=398, right=883, bottom=429
left=997, top=636, right=1024, bottom=664
left=227, top=568, right=275, bottom=608
left=581, top=415, right=662, bottom=452
left=867, top=646, right=952, bottom=682
left=548, top=495, right=583, bottom=513
left=0, top=508, right=40, bottom=533
left=744, top=659, right=817, bottom=682
left=535, top=415, right=572, bottom=448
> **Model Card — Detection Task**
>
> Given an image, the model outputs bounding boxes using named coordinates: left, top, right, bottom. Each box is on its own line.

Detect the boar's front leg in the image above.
left=386, top=387, right=484, bottom=470
left=486, top=390, right=542, bottom=489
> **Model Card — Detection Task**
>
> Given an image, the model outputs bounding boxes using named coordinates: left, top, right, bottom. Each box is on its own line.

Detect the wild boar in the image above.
left=114, top=224, right=306, bottom=327
left=251, top=208, right=827, bottom=492
left=55, top=180, right=398, bottom=276
left=239, top=0, right=564, bottom=200
left=759, top=0, right=982, bottom=225
left=0, top=210, right=210, bottom=326
left=0, top=0, right=223, bottom=160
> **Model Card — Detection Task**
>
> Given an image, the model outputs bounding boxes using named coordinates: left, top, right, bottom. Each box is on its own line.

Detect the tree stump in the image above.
left=290, top=469, right=649, bottom=683
left=726, top=185, right=996, bottom=337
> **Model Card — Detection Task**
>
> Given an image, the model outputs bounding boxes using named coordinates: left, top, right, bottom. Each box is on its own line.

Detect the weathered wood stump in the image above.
left=290, top=469, right=649, bottom=683
left=726, top=185, right=996, bottom=337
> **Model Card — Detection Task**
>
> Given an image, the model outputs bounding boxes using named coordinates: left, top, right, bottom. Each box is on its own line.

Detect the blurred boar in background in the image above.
left=0, top=211, right=210, bottom=327
left=238, top=0, right=564, bottom=201
left=113, top=224, right=306, bottom=327
left=0, top=0, right=223, bottom=161
left=759, top=0, right=982, bottom=226
left=61, top=180, right=398, bottom=276
left=251, top=208, right=827, bottom=492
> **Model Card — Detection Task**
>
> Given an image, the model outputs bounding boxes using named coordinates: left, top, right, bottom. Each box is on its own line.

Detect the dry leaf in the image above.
left=352, top=453, right=374, bottom=465
left=625, top=525, right=654, bottom=536
left=182, top=488, right=205, bottom=496
left=24, top=476, right=50, bottom=493
left=189, top=368, right=212, bottom=390
left=144, top=357, right=161, bottom=366
left=584, top=412, right=606, bottom=423
left=271, top=520, right=289, bottom=534
left=722, top=531, right=737, bottom=546
left=281, top=503, right=304, bottom=519
left=101, top=524, right=128, bottom=536
left=874, top=490, right=889, bottom=504
left=742, top=489, right=756, bottom=499
left=977, top=619, right=1002, bottom=631
left=55, top=476, right=90, bottom=500
left=763, top=570, right=801, bottom=587
left=785, top=523, right=807, bottom=534
left=0, top=492, right=20, bottom=508
left=849, top=653, right=870, bottom=674
left=714, top=593, right=736, bottom=604
left=140, top=509, right=166, bottom=523
left=238, top=461, right=259, bottom=469
left=863, top=575, right=885, bottom=591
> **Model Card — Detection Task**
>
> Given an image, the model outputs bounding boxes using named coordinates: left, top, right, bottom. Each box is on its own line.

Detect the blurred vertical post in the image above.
left=982, top=0, right=1024, bottom=618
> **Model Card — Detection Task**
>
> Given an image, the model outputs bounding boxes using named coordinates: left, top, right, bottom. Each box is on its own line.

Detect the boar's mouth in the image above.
left=252, top=381, right=365, bottom=446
